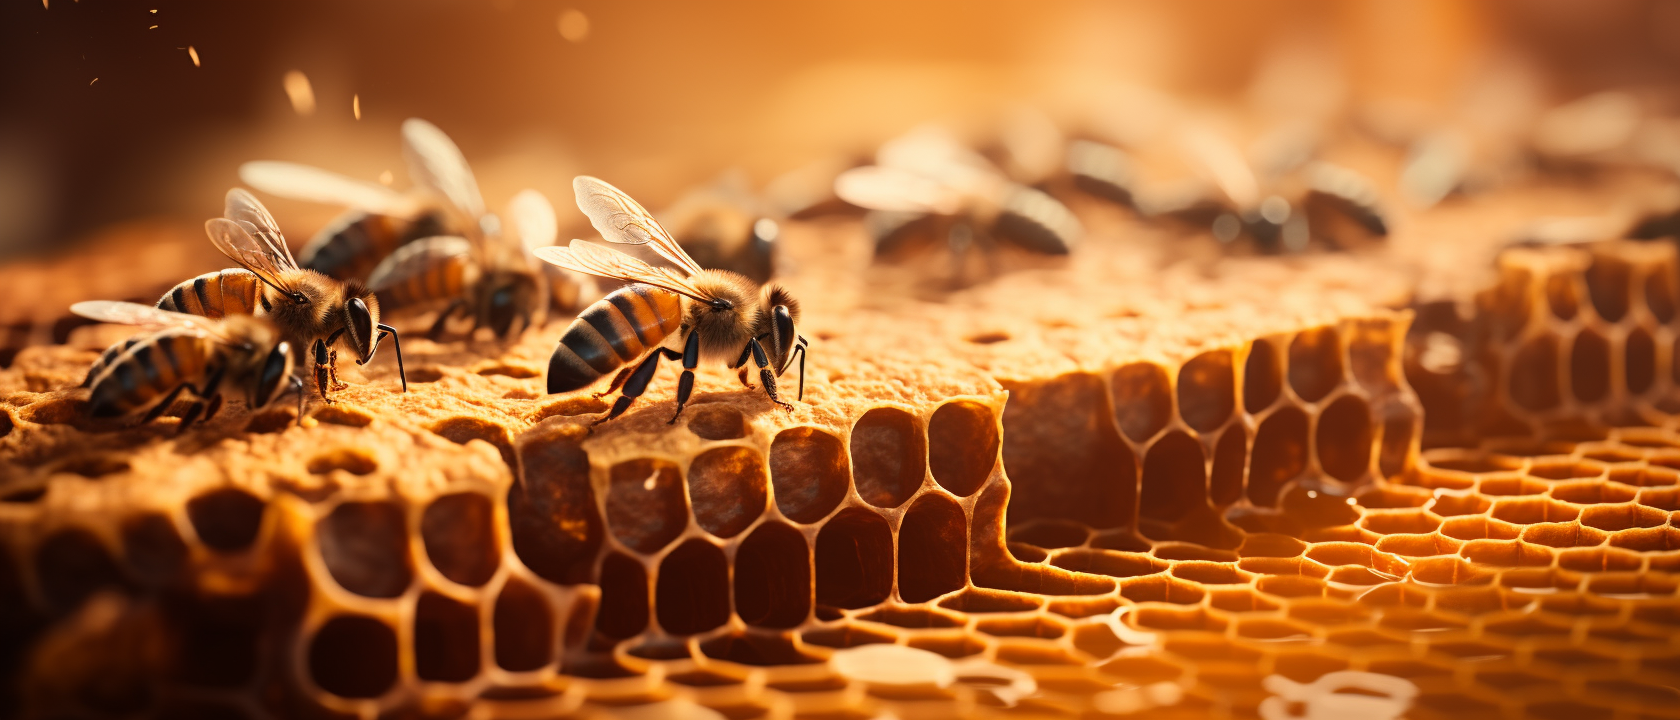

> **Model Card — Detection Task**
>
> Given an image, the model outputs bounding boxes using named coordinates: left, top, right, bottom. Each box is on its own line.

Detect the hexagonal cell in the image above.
left=1288, top=327, right=1345, bottom=403
left=1000, top=373, right=1137, bottom=529
left=1070, top=623, right=1124, bottom=658
left=1208, top=587, right=1282, bottom=613
left=1556, top=546, right=1642, bottom=573
left=1111, top=362, right=1172, bottom=441
left=35, top=528, right=125, bottom=612
left=656, top=539, right=730, bottom=635
left=1050, top=549, right=1165, bottom=579
left=1237, top=533, right=1306, bottom=558
left=1479, top=476, right=1548, bottom=496
left=1373, top=533, right=1461, bottom=558
left=1140, top=431, right=1208, bottom=523
left=306, top=447, right=378, bottom=476
left=1579, top=503, right=1666, bottom=531
left=493, top=577, right=554, bottom=672
left=686, top=404, right=748, bottom=440
left=1607, top=525, right=1680, bottom=552
left=907, top=633, right=987, bottom=659
left=769, top=426, right=850, bottom=523
left=308, top=615, right=398, bottom=699
left=606, top=457, right=688, bottom=554
left=858, top=605, right=966, bottom=628
left=1627, top=328, right=1657, bottom=394
left=1358, top=509, right=1442, bottom=535
left=430, top=416, right=517, bottom=471
left=1245, top=339, right=1283, bottom=413
left=699, top=633, right=818, bottom=666
left=1527, top=458, right=1606, bottom=480
left=937, top=587, right=1043, bottom=613
left=1458, top=539, right=1552, bottom=567
left=897, top=493, right=966, bottom=603
left=1118, top=576, right=1206, bottom=604
left=318, top=501, right=413, bottom=598
left=415, top=592, right=481, bottom=682
left=1489, top=498, right=1581, bottom=525
left=733, top=521, right=810, bottom=629
left=1609, top=465, right=1679, bottom=488
left=1249, top=407, right=1309, bottom=506
left=1569, top=328, right=1612, bottom=403
left=121, top=513, right=186, bottom=584
left=595, top=552, right=649, bottom=639
left=421, top=492, right=499, bottom=586
left=814, top=507, right=893, bottom=610
left=1315, top=395, right=1373, bottom=483
left=1438, top=515, right=1520, bottom=542
left=185, top=487, right=265, bottom=552
left=1178, top=350, right=1236, bottom=432
left=850, top=407, right=927, bottom=509
left=1495, top=568, right=1581, bottom=594
left=1426, top=492, right=1490, bottom=516
left=800, top=623, right=898, bottom=649
left=1126, top=605, right=1224, bottom=632
left=1047, top=596, right=1121, bottom=618
left=926, top=400, right=999, bottom=497
left=975, top=616, right=1066, bottom=639
left=687, top=446, right=768, bottom=538
left=1509, top=334, right=1562, bottom=411
left=510, top=424, right=601, bottom=585
left=1549, top=481, right=1635, bottom=505
left=1169, top=562, right=1249, bottom=585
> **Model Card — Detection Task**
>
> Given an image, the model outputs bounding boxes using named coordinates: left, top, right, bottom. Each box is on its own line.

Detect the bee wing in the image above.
left=402, top=118, right=486, bottom=220
left=367, top=236, right=474, bottom=292
left=207, top=189, right=301, bottom=297
left=239, top=161, right=423, bottom=218
left=572, top=176, right=706, bottom=277
left=71, top=301, right=227, bottom=339
left=533, top=239, right=716, bottom=303
left=505, top=189, right=558, bottom=255
left=833, top=166, right=963, bottom=214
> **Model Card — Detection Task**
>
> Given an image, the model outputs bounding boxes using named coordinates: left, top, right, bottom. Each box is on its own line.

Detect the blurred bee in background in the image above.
left=833, top=126, right=1083, bottom=287
left=156, top=188, right=406, bottom=401
left=537, top=177, right=808, bottom=426
left=73, top=301, right=302, bottom=432
left=658, top=170, right=779, bottom=283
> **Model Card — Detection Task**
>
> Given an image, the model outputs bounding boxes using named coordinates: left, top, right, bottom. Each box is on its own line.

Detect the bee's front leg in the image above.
left=313, top=339, right=337, bottom=403
left=327, top=348, right=349, bottom=392
left=747, top=338, right=794, bottom=412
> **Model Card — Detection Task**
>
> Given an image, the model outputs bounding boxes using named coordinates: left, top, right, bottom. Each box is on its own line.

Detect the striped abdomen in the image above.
left=300, top=210, right=445, bottom=281
left=368, top=237, right=476, bottom=310
left=547, top=284, right=682, bottom=393
left=156, top=269, right=266, bottom=319
left=88, top=329, right=211, bottom=417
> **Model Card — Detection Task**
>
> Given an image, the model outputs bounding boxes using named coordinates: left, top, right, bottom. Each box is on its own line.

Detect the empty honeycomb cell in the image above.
left=311, top=405, right=374, bottom=427
left=1071, top=623, right=1124, bottom=658
left=421, top=492, right=499, bottom=586
left=686, top=405, right=748, bottom=440
left=906, top=633, right=987, bottom=659
left=1118, top=575, right=1205, bottom=604
left=991, top=642, right=1082, bottom=666
left=1047, top=596, right=1120, bottom=618
left=975, top=616, right=1066, bottom=639
left=897, top=493, right=967, bottom=603
left=1581, top=444, right=1644, bottom=463
left=36, top=528, right=124, bottom=610
left=1169, top=562, right=1249, bottom=585
left=595, top=552, right=649, bottom=639
left=306, top=447, right=377, bottom=476
left=1232, top=617, right=1313, bottom=641
left=656, top=539, right=730, bottom=635
left=1304, top=541, right=1387, bottom=569
left=1608, top=525, right=1680, bottom=551
left=1586, top=254, right=1632, bottom=322
left=1153, top=543, right=1238, bottom=562
left=1580, top=503, right=1666, bottom=531
left=1139, top=431, right=1208, bottom=523
left=1639, top=485, right=1680, bottom=510
left=1551, top=481, right=1635, bottom=504
left=308, top=615, right=398, bottom=699
left=926, top=400, right=998, bottom=497
left=431, top=417, right=518, bottom=471
left=166, top=595, right=262, bottom=688
left=606, top=458, right=688, bottom=554
left=510, top=425, right=601, bottom=585
left=1326, top=566, right=1395, bottom=588
left=1538, top=593, right=1621, bottom=616
left=1373, top=533, right=1461, bottom=557
left=1177, top=350, right=1236, bottom=432
left=801, top=623, right=898, bottom=649
left=1099, top=654, right=1189, bottom=685
left=1238, top=533, right=1306, bottom=558
left=1208, top=426, right=1247, bottom=507
left=1627, top=328, right=1657, bottom=394
left=1111, top=362, right=1172, bottom=441
left=1288, top=327, right=1344, bottom=403
left=1585, top=679, right=1680, bottom=711
left=733, top=521, right=810, bottom=628
left=1557, top=546, right=1641, bottom=572
left=1000, top=374, right=1137, bottom=529
left=1010, top=520, right=1089, bottom=549
left=1209, top=587, right=1281, bottom=613
left=244, top=408, right=297, bottom=434
left=1546, top=274, right=1580, bottom=320
left=1458, top=539, right=1553, bottom=567
left=1495, top=568, right=1581, bottom=594
left=1571, top=329, right=1613, bottom=403
left=1050, top=549, right=1166, bottom=578
left=1006, top=542, right=1047, bottom=563
left=1243, top=340, right=1284, bottom=414
left=1510, top=334, right=1563, bottom=411
left=120, top=513, right=186, bottom=584
left=687, top=446, right=768, bottom=538
left=814, top=508, right=893, bottom=609
left=55, top=454, right=130, bottom=478
left=1128, top=605, right=1223, bottom=632
left=1490, top=497, right=1581, bottom=525
left=768, top=428, right=850, bottom=526
left=1365, top=657, right=1456, bottom=680
left=1248, top=407, right=1309, bottom=506
left=1278, top=484, right=1361, bottom=529
left=937, top=587, right=1043, bottom=613
left=184, top=488, right=264, bottom=552
left=1478, top=476, right=1548, bottom=496
left=1255, top=574, right=1327, bottom=599
left=493, top=576, right=554, bottom=671
left=860, top=605, right=966, bottom=628
left=1316, top=395, right=1373, bottom=482
left=1427, top=492, right=1491, bottom=516
left=849, top=407, right=927, bottom=509
left=1377, top=405, right=1417, bottom=479
left=1359, top=509, right=1442, bottom=535
left=318, top=501, right=412, bottom=598
left=415, top=591, right=481, bottom=683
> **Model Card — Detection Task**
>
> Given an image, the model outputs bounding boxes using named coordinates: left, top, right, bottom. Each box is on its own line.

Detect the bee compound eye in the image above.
left=257, top=343, right=290, bottom=406
left=347, top=298, right=374, bottom=358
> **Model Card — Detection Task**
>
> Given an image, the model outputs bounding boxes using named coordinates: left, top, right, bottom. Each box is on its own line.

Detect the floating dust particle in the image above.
left=88, top=77, right=96, bottom=85
left=352, top=94, right=360, bottom=120
left=150, top=8, right=156, bottom=11
left=187, top=45, right=200, bottom=67
left=283, top=70, right=315, bottom=116
left=378, top=170, right=393, bottom=185
left=149, top=25, right=157, bottom=29
left=558, top=8, right=589, bottom=42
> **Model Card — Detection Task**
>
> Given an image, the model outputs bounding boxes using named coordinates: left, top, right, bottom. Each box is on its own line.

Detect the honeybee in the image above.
left=535, top=177, right=808, bottom=426
left=72, top=301, right=302, bottom=432
left=238, top=158, right=443, bottom=282
left=156, top=188, right=407, bottom=401
left=833, top=126, right=1082, bottom=286
left=659, top=171, right=778, bottom=283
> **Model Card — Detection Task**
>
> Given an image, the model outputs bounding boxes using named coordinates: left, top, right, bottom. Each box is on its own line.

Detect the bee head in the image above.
left=485, top=272, right=542, bottom=339
left=253, top=341, right=295, bottom=408
left=343, top=284, right=380, bottom=364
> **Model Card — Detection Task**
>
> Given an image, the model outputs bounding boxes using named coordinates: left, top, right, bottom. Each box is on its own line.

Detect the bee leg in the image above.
left=141, top=383, right=195, bottom=424
left=732, top=344, right=755, bottom=389
left=593, top=346, right=682, bottom=427
left=377, top=324, right=408, bottom=392
left=202, top=393, right=225, bottom=422
left=288, top=376, right=307, bottom=427
left=748, top=338, right=794, bottom=412
left=313, top=339, right=336, bottom=404
left=327, top=349, right=349, bottom=392
left=667, top=332, right=701, bottom=425
left=175, top=400, right=207, bottom=434
left=428, top=300, right=464, bottom=341
left=592, top=366, right=636, bottom=400
left=792, top=336, right=809, bottom=402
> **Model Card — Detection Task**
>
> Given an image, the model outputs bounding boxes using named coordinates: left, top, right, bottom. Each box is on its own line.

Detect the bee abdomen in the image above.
left=547, top=285, right=680, bottom=394
left=88, top=331, right=208, bottom=417
left=156, top=269, right=263, bottom=319
left=368, top=236, right=475, bottom=309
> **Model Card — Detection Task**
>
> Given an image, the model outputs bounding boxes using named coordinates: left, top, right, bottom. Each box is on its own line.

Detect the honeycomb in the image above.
left=5, top=176, right=1680, bottom=720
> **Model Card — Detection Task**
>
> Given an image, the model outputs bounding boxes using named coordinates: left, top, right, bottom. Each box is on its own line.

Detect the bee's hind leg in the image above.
left=312, top=339, right=337, bottom=403
left=593, top=344, right=683, bottom=427
left=746, top=338, right=794, bottom=412
left=428, top=300, right=464, bottom=341
left=593, top=366, right=636, bottom=400
left=666, top=332, right=700, bottom=425
left=732, top=343, right=755, bottom=389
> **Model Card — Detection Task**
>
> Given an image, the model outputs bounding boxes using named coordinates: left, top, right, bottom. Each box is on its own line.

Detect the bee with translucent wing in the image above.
left=156, top=188, right=407, bottom=402
left=536, top=176, right=809, bottom=426
left=73, top=301, right=303, bottom=432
